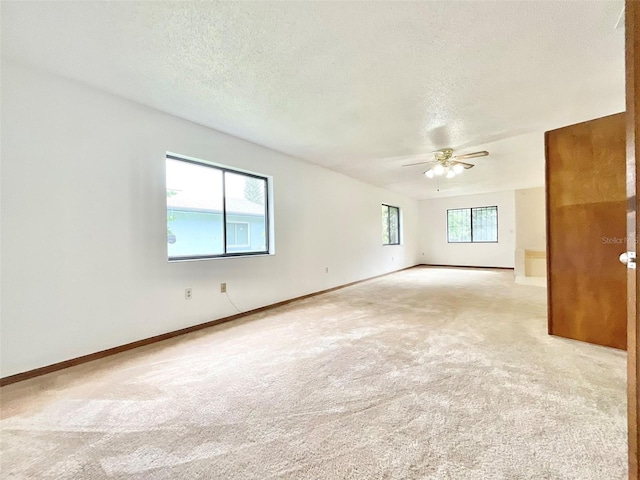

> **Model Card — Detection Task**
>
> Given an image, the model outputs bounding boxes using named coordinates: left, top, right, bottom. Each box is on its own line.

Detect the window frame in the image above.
left=226, top=221, right=251, bottom=248
left=382, top=204, right=401, bottom=246
left=166, top=154, right=270, bottom=261
left=446, top=206, right=498, bottom=244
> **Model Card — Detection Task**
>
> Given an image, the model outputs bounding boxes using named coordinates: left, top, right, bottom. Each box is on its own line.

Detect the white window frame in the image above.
left=227, top=221, right=251, bottom=248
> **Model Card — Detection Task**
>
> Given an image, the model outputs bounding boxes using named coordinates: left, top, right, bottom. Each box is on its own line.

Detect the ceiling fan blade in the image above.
left=452, top=161, right=475, bottom=169
left=453, top=151, right=489, bottom=161
left=402, top=160, right=435, bottom=167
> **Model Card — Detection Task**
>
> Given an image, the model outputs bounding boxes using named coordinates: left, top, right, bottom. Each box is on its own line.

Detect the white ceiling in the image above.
left=1, top=1, right=626, bottom=199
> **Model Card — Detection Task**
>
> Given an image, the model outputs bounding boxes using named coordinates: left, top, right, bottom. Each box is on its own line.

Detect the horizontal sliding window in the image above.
left=447, top=206, right=498, bottom=243
left=166, top=155, right=269, bottom=260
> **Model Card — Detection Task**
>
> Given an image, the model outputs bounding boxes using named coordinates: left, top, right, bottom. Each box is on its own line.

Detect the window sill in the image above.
left=168, top=252, right=272, bottom=262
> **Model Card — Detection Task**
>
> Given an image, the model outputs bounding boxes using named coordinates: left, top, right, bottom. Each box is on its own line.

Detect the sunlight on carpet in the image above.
left=0, top=267, right=628, bottom=479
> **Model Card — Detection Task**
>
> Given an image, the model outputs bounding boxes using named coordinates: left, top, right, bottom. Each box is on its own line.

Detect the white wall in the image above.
left=418, top=190, right=516, bottom=268
left=515, top=187, right=546, bottom=251
left=0, top=63, right=420, bottom=377
left=513, top=187, right=546, bottom=283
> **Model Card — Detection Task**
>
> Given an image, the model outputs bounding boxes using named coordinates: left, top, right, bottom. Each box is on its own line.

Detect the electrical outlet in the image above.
left=185, top=288, right=192, bottom=300
left=220, top=282, right=227, bottom=293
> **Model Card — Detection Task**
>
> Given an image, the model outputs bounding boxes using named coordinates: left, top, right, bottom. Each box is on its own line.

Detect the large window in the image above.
left=166, top=155, right=269, bottom=260
left=382, top=204, right=400, bottom=245
left=447, top=206, right=498, bottom=243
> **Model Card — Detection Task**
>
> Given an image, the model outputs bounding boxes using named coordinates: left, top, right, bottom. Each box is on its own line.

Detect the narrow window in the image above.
left=382, top=204, right=400, bottom=245
left=166, top=155, right=269, bottom=260
left=447, top=206, right=498, bottom=243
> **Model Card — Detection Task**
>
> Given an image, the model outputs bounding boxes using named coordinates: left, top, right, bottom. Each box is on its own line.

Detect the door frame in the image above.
left=626, top=1, right=639, bottom=478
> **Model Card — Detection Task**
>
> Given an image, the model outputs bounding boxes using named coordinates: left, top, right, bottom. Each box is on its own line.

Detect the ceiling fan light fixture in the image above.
left=401, top=147, right=488, bottom=180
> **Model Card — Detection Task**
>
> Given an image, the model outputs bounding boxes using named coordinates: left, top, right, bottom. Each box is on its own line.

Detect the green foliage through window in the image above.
left=244, top=177, right=265, bottom=205
left=382, top=204, right=400, bottom=245
left=447, top=206, right=498, bottom=243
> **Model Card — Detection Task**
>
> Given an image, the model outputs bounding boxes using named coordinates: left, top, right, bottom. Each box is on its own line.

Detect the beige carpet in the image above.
left=0, top=267, right=628, bottom=479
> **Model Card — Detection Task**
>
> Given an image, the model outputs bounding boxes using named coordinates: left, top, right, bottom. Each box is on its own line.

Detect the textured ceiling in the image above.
left=1, top=1, right=626, bottom=199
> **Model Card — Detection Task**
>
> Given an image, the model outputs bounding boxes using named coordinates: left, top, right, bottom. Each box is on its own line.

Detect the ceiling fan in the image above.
left=402, top=148, right=489, bottom=179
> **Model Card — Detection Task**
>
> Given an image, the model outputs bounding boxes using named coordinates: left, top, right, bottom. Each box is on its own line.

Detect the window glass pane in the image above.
left=382, top=205, right=390, bottom=244
left=227, top=223, right=238, bottom=245
left=472, top=206, right=498, bottom=242
left=166, top=158, right=224, bottom=258
left=225, top=171, right=267, bottom=253
left=447, top=208, right=471, bottom=242
left=389, top=206, right=399, bottom=244
left=237, top=223, right=249, bottom=245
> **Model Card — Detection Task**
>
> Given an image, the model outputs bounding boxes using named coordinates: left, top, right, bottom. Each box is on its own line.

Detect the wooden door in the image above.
left=546, top=113, right=627, bottom=350
left=626, top=1, right=639, bottom=477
